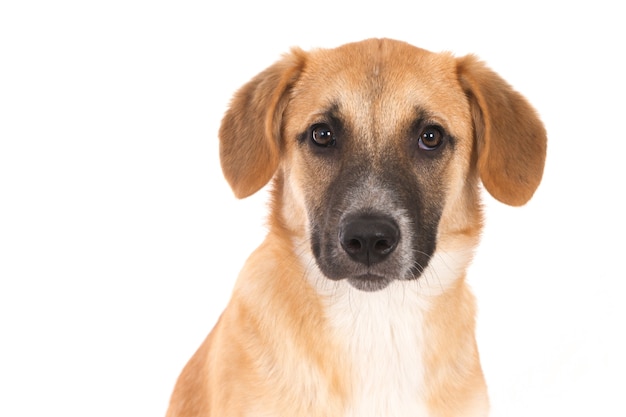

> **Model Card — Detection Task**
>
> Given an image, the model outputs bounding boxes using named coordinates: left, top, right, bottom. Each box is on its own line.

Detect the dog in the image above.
left=166, top=38, right=547, bottom=417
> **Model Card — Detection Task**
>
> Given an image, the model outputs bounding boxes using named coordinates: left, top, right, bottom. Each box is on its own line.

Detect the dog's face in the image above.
left=282, top=43, right=475, bottom=291
left=219, top=39, right=546, bottom=292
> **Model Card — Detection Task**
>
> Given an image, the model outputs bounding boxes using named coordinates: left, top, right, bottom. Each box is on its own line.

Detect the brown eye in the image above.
left=311, top=123, right=335, bottom=147
left=418, top=126, right=444, bottom=150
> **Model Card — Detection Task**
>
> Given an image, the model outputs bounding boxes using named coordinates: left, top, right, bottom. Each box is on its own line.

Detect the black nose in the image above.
left=339, top=214, right=400, bottom=265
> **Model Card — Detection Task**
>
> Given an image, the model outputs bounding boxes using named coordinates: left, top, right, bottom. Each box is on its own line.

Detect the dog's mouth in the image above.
left=347, top=274, right=393, bottom=292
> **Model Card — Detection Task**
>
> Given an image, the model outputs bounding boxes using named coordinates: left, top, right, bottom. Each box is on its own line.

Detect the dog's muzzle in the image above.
left=310, top=209, right=405, bottom=292
left=337, top=213, right=401, bottom=292
left=310, top=170, right=437, bottom=292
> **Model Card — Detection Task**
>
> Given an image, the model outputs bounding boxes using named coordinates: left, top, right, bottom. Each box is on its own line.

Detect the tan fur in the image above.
left=166, top=38, right=546, bottom=417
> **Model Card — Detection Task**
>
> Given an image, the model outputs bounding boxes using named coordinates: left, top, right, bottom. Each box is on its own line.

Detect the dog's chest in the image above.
left=323, top=282, right=432, bottom=417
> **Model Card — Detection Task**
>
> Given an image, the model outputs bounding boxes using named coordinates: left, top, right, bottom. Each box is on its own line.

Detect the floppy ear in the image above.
left=219, top=49, right=306, bottom=198
left=457, top=55, right=547, bottom=206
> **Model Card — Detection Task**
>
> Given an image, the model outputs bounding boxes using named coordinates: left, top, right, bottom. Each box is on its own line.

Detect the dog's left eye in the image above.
left=310, top=123, right=336, bottom=147
left=418, top=126, right=445, bottom=151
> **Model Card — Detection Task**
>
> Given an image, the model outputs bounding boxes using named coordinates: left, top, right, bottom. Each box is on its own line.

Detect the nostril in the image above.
left=345, top=238, right=363, bottom=253
left=374, top=238, right=392, bottom=253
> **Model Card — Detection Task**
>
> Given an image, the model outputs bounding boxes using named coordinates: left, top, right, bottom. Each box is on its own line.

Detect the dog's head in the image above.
left=219, top=39, right=546, bottom=292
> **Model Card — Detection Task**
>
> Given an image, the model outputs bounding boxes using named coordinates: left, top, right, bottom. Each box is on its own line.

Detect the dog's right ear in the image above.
left=219, top=49, right=306, bottom=199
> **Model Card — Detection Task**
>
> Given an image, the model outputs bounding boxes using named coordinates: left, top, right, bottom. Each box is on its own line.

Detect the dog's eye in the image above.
left=310, top=123, right=336, bottom=147
left=418, top=126, right=444, bottom=150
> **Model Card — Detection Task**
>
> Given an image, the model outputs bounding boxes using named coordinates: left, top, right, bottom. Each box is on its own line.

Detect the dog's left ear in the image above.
left=219, top=49, right=306, bottom=198
left=457, top=55, right=547, bottom=206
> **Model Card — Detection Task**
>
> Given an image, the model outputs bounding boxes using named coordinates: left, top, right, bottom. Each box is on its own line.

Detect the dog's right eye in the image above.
left=310, top=123, right=336, bottom=147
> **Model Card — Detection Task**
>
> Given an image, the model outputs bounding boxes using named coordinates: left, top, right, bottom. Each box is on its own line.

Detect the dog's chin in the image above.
left=346, top=274, right=393, bottom=292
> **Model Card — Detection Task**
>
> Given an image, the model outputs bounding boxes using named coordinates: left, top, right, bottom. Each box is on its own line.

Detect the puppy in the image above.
left=166, top=38, right=547, bottom=417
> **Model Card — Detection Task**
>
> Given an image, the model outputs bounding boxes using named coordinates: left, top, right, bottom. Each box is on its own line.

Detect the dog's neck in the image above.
left=291, top=233, right=480, bottom=417
left=317, top=277, right=432, bottom=416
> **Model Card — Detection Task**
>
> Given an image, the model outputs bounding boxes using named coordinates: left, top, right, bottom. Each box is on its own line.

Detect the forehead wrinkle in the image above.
left=330, top=88, right=376, bottom=153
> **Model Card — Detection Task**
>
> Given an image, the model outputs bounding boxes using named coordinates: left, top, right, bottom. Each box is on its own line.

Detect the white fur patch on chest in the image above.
left=296, top=236, right=474, bottom=416
left=310, top=271, right=434, bottom=417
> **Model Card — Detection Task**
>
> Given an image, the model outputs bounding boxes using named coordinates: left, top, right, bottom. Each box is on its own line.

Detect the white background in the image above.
left=1, top=1, right=625, bottom=416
